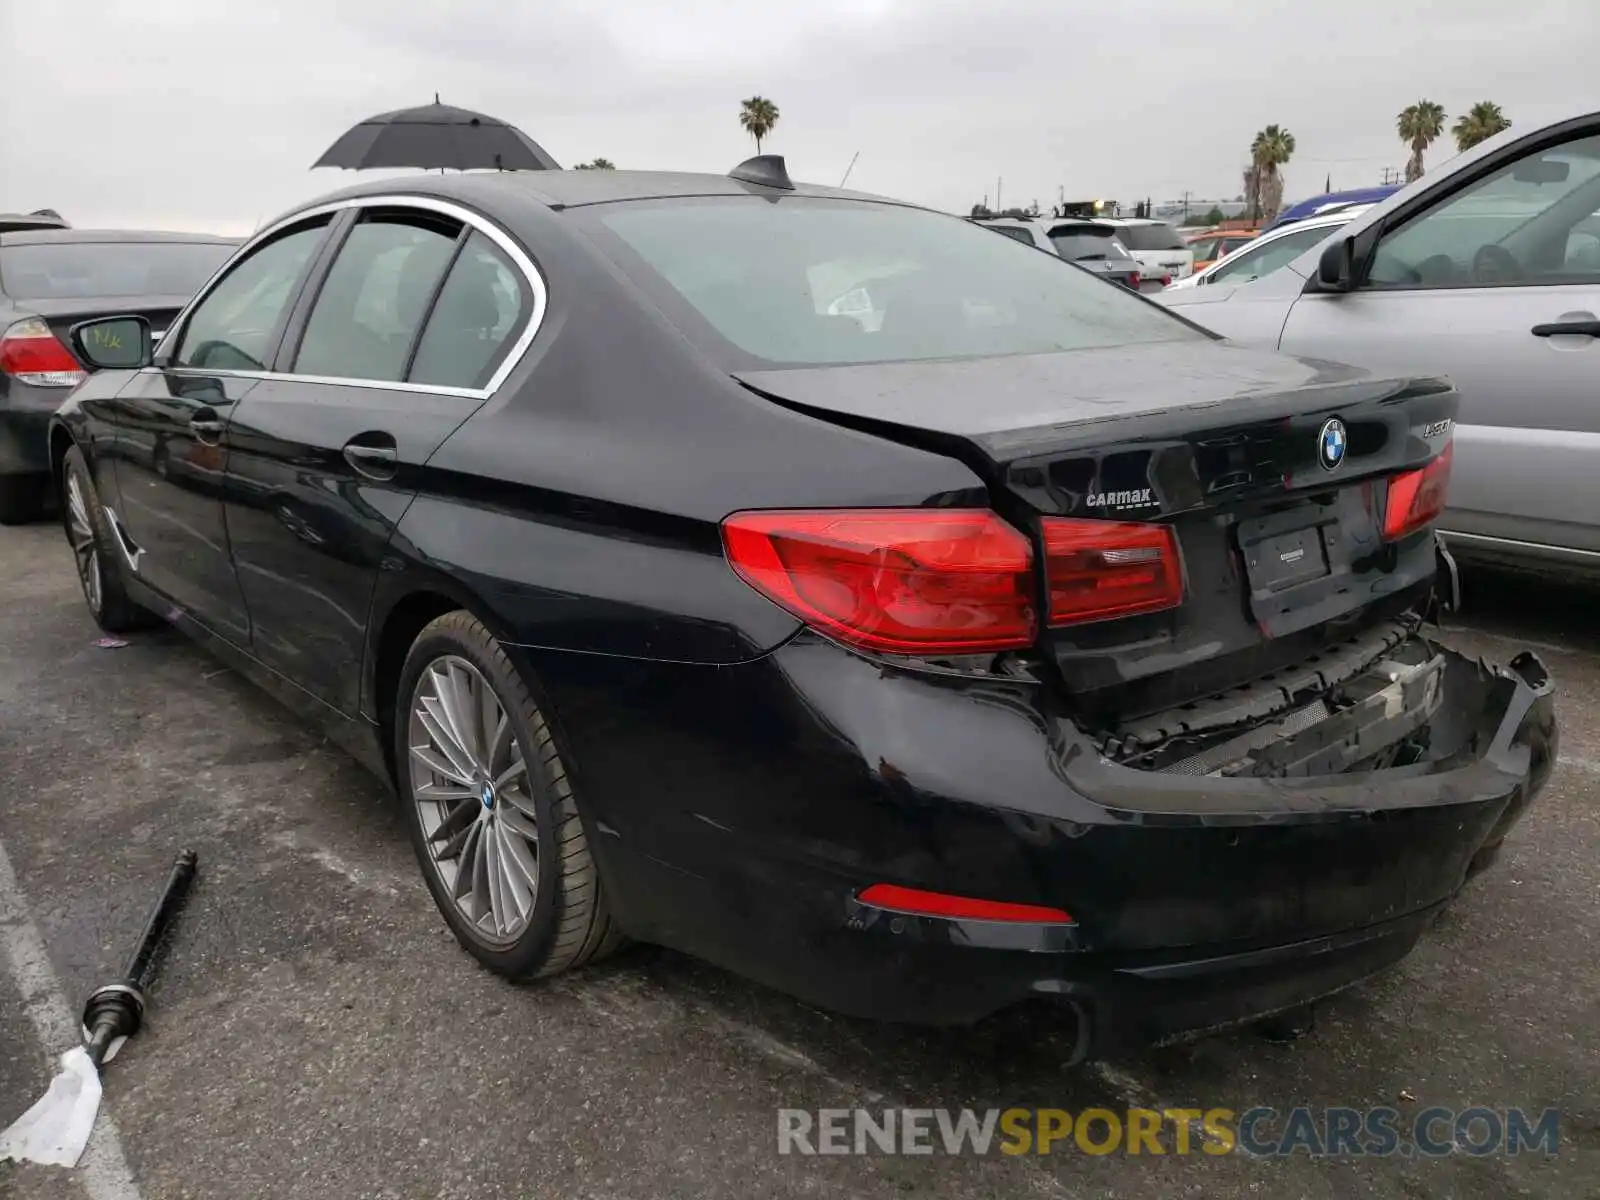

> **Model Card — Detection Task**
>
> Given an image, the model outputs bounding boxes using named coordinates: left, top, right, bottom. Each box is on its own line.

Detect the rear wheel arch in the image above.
left=48, top=422, right=77, bottom=493
left=367, top=575, right=526, bottom=787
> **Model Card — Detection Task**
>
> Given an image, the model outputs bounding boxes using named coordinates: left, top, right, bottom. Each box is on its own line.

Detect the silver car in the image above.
left=1159, top=110, right=1600, bottom=578
left=1163, top=209, right=1370, bottom=292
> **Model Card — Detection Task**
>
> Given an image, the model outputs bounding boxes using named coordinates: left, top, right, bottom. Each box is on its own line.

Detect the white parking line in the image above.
left=0, top=836, right=144, bottom=1200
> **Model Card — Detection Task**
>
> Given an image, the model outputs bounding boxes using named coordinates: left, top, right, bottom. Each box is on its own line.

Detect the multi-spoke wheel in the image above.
left=65, top=469, right=103, bottom=617
left=395, top=610, right=622, bottom=979
left=409, top=655, right=540, bottom=945
left=59, top=446, right=154, bottom=633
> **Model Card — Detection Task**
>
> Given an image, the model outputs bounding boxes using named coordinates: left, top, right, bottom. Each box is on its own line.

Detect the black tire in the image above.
left=0, top=473, right=47, bottom=525
left=394, top=610, right=623, bottom=980
left=60, top=446, right=158, bottom=633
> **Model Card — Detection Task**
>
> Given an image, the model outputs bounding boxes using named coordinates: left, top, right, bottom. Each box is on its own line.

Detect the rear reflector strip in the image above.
left=857, top=883, right=1073, bottom=924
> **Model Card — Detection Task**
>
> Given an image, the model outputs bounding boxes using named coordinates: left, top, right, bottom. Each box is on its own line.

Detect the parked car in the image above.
left=1096, top=217, right=1195, bottom=278
left=1185, top=226, right=1259, bottom=273
left=0, top=210, right=70, bottom=235
left=51, top=160, right=1554, bottom=1057
left=1160, top=110, right=1600, bottom=579
left=1264, top=186, right=1400, bottom=232
left=0, top=229, right=238, bottom=522
left=1162, top=210, right=1369, bottom=292
left=974, top=216, right=1151, bottom=290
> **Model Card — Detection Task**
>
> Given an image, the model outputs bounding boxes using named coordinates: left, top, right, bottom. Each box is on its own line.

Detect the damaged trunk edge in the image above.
left=735, top=350, right=1553, bottom=803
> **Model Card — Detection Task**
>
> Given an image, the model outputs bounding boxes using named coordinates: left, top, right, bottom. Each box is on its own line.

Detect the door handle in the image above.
left=189, top=410, right=224, bottom=442
left=1531, top=319, right=1600, bottom=338
left=343, top=434, right=398, bottom=480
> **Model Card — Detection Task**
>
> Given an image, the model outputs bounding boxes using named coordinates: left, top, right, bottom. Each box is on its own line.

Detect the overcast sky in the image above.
left=3, top=0, right=1595, bottom=234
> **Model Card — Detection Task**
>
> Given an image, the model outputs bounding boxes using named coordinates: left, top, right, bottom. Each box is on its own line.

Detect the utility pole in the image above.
left=1379, top=166, right=1401, bottom=186
left=996, top=176, right=1003, bottom=212
left=1181, top=189, right=1191, bottom=221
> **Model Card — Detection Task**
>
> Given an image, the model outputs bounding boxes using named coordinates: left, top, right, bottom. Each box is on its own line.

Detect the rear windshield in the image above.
left=586, top=198, right=1197, bottom=367
left=0, top=241, right=233, bottom=300
left=1115, top=223, right=1188, bottom=252
left=1047, top=224, right=1129, bottom=262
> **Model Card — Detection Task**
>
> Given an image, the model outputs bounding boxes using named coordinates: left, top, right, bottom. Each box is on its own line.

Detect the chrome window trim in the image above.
left=148, top=193, right=549, bottom=401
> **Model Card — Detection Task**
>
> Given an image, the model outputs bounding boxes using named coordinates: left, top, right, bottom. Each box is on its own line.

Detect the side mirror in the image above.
left=1314, top=237, right=1356, bottom=293
left=69, top=315, right=153, bottom=371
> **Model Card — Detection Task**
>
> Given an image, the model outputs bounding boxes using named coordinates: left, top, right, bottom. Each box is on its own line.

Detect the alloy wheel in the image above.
left=407, top=654, right=539, bottom=946
left=66, top=471, right=103, bottom=615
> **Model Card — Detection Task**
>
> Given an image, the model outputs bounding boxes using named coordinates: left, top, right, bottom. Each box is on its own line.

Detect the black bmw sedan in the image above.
left=50, top=158, right=1556, bottom=1057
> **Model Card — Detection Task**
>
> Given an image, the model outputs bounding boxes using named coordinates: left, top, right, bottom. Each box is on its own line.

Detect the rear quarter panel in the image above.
left=377, top=196, right=987, bottom=667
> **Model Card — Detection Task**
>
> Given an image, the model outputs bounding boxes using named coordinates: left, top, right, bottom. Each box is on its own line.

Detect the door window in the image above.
left=294, top=210, right=462, bottom=382
left=407, top=232, right=530, bottom=389
left=1367, top=132, right=1600, bottom=289
left=1209, top=223, right=1339, bottom=284
left=172, top=221, right=329, bottom=371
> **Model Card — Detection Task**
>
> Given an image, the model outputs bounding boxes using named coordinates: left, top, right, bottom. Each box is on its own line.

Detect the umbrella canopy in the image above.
left=312, top=98, right=561, bottom=171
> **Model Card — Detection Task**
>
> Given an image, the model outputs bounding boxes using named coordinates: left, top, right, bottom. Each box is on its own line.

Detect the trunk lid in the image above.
left=736, top=340, right=1457, bottom=719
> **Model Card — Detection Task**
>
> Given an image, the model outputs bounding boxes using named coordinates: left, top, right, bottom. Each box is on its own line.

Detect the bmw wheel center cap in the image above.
left=1318, top=417, right=1347, bottom=472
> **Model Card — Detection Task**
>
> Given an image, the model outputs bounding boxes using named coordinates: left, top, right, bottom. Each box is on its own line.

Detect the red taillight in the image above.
left=857, top=883, right=1073, bottom=924
left=1043, top=517, right=1184, bottom=625
left=1383, top=442, right=1453, bottom=540
left=0, top=317, right=85, bottom=387
left=721, top=509, right=1037, bottom=654
left=1128, top=271, right=1141, bottom=289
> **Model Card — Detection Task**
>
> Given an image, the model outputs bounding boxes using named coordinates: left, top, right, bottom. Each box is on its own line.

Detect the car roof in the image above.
left=299, top=169, right=910, bottom=215
left=1098, top=217, right=1170, bottom=226
left=0, top=228, right=241, bottom=247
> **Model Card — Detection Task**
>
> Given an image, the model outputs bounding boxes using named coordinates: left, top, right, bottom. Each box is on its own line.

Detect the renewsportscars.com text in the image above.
left=777, top=1106, right=1561, bottom=1158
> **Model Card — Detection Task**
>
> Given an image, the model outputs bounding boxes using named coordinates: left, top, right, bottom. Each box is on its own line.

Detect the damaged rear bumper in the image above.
left=547, top=631, right=1555, bottom=1051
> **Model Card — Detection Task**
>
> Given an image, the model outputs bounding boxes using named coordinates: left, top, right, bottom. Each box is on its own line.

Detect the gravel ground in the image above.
left=1, top=521, right=1595, bottom=1199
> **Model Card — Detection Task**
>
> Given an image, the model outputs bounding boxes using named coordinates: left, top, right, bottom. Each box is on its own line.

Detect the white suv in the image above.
left=1097, top=218, right=1195, bottom=279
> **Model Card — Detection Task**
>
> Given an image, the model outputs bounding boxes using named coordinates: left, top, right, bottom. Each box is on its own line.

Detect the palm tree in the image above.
left=1452, top=102, right=1512, bottom=152
left=1248, top=125, right=1296, bottom=221
left=1397, top=100, right=1446, bottom=182
left=574, top=158, right=615, bottom=170
left=739, top=96, right=780, bottom=154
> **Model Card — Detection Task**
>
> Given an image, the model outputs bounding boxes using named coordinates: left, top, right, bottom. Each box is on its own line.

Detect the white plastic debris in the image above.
left=0, top=1045, right=101, bottom=1168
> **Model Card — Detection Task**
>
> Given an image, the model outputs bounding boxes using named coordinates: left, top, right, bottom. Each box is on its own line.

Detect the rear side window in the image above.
left=0, top=241, right=232, bottom=300
left=1116, top=223, right=1187, bottom=252
left=173, top=221, right=329, bottom=371
left=294, top=210, right=461, bottom=382
left=985, top=225, right=1038, bottom=246
left=1209, top=223, right=1339, bottom=284
left=408, top=231, right=530, bottom=389
left=588, top=198, right=1197, bottom=368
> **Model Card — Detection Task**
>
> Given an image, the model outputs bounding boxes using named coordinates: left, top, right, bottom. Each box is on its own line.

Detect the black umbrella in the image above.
left=313, top=96, right=561, bottom=172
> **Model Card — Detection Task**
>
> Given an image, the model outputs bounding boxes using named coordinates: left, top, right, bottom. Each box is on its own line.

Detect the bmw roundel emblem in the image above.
left=1318, top=417, right=1347, bottom=472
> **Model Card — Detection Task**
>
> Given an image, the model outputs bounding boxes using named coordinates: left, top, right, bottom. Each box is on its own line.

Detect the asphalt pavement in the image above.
left=1, top=520, right=1596, bottom=1199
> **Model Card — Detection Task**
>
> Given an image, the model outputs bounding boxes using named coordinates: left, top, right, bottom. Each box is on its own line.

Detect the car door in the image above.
left=1278, top=125, right=1600, bottom=558
left=221, top=202, right=536, bottom=714
left=109, top=215, right=335, bottom=643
